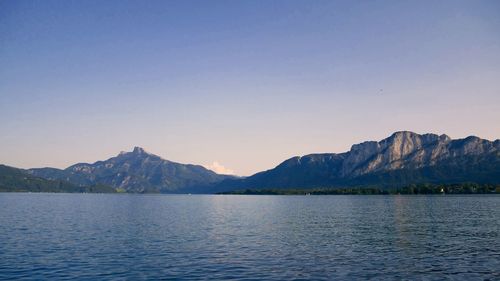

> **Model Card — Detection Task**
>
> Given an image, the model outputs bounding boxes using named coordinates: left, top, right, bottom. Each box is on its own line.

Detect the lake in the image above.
left=0, top=193, right=499, bottom=280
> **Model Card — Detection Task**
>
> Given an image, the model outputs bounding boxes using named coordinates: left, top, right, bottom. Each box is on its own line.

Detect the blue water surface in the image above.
left=0, top=193, right=499, bottom=280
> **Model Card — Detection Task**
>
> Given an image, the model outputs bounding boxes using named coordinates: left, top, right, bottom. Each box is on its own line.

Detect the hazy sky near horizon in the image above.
left=1, top=0, right=499, bottom=176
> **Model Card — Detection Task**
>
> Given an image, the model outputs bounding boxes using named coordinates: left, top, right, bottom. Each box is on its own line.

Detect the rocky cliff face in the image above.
left=341, top=131, right=497, bottom=177
left=342, top=132, right=448, bottom=176
left=215, top=131, right=499, bottom=190
left=29, top=147, right=230, bottom=193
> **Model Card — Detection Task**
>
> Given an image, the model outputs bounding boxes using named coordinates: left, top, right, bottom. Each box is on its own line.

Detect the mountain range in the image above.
left=214, top=131, right=499, bottom=191
left=2, top=131, right=498, bottom=193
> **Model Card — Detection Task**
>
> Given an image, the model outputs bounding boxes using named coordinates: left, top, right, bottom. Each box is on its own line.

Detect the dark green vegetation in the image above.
left=218, top=183, right=500, bottom=195
left=0, top=165, right=116, bottom=193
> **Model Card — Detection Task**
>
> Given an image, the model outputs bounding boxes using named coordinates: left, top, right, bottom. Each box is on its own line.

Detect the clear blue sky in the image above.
left=1, top=0, right=499, bottom=175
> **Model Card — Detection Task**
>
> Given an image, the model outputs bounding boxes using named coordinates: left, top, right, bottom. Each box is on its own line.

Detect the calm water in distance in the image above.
left=0, top=193, right=499, bottom=280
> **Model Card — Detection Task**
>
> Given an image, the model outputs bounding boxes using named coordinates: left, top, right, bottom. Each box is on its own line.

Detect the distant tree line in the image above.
left=217, top=183, right=500, bottom=195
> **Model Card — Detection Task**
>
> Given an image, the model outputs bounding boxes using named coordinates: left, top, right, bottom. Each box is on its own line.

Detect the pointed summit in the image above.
left=132, top=146, right=146, bottom=154
left=29, top=146, right=231, bottom=193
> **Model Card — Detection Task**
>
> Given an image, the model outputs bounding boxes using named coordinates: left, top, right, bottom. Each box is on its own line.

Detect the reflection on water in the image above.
left=0, top=193, right=499, bottom=280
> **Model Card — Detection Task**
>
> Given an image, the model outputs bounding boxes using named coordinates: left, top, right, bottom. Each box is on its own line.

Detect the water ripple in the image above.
left=0, top=194, right=499, bottom=280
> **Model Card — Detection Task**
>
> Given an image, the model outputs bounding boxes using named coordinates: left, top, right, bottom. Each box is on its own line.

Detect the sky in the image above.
left=1, top=0, right=499, bottom=176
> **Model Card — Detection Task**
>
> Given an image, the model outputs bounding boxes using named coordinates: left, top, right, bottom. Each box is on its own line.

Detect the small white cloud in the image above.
left=205, top=161, right=234, bottom=175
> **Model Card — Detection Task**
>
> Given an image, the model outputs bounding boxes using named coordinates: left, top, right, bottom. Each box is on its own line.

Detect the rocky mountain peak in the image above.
left=29, top=146, right=230, bottom=193
left=385, top=131, right=429, bottom=145
left=390, top=130, right=417, bottom=138
left=341, top=131, right=469, bottom=177
left=132, top=146, right=146, bottom=154
left=381, top=131, right=451, bottom=151
left=439, top=134, right=451, bottom=142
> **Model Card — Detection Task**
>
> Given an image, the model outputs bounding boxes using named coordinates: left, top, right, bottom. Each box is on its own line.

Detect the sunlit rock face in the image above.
left=338, top=131, right=498, bottom=178
left=341, top=131, right=451, bottom=176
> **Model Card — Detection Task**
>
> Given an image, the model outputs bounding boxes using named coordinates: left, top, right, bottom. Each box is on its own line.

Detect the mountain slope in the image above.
left=25, top=132, right=500, bottom=193
left=29, top=147, right=230, bottom=193
left=0, top=165, right=115, bottom=193
left=215, top=131, right=499, bottom=191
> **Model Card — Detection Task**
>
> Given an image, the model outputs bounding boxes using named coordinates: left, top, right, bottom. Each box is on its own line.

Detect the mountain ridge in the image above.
left=28, top=147, right=233, bottom=193
left=213, top=131, right=499, bottom=191
left=15, top=131, right=500, bottom=193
